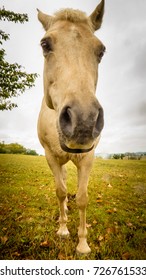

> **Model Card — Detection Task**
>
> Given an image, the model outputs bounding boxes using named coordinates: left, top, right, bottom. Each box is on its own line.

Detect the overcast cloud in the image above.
left=0, top=0, right=146, bottom=154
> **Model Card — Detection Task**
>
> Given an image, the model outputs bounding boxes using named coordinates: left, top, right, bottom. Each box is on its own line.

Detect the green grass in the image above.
left=0, top=154, right=146, bottom=260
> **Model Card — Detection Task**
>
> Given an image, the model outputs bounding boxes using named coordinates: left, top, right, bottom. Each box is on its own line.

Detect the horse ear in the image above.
left=89, top=0, right=104, bottom=31
left=37, top=9, right=53, bottom=31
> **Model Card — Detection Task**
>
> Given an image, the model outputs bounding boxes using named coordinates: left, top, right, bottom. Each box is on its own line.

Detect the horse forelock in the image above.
left=52, top=9, right=93, bottom=31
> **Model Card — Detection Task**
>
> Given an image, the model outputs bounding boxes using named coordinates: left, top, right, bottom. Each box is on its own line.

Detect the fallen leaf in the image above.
left=40, top=240, right=50, bottom=247
left=1, top=236, right=8, bottom=244
left=107, top=183, right=113, bottom=188
left=96, top=199, right=103, bottom=203
left=58, top=253, right=66, bottom=260
left=106, top=226, right=119, bottom=236
left=86, top=223, right=92, bottom=228
left=93, top=220, right=98, bottom=224
left=122, top=252, right=131, bottom=260
left=106, top=227, right=114, bottom=234
left=98, top=235, right=104, bottom=241
left=12, top=252, right=21, bottom=257
left=106, top=209, right=113, bottom=214
left=2, top=227, right=7, bottom=232
left=106, top=208, right=117, bottom=214
left=19, top=204, right=26, bottom=209
left=97, top=194, right=102, bottom=199
left=127, top=222, right=133, bottom=227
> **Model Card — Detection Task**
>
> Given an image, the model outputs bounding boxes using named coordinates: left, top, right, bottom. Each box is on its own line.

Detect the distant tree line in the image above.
left=112, top=152, right=146, bottom=160
left=0, top=142, right=38, bottom=155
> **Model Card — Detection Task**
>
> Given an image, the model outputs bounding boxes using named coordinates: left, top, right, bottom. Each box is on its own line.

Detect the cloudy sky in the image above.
left=0, top=0, right=146, bottom=155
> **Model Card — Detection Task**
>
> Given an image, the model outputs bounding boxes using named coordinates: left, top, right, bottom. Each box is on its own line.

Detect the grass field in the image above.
left=0, top=154, right=146, bottom=260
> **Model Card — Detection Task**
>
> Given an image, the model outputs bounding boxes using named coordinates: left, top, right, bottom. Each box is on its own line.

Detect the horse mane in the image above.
left=53, top=8, right=93, bottom=30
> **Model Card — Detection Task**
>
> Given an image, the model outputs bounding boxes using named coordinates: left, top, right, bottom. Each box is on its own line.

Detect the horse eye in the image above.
left=98, top=46, right=106, bottom=62
left=41, top=37, right=53, bottom=54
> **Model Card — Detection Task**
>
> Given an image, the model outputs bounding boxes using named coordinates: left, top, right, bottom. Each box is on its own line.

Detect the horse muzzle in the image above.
left=58, top=101, right=104, bottom=154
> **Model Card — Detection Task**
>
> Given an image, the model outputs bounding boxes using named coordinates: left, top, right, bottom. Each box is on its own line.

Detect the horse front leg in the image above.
left=76, top=159, right=93, bottom=254
left=56, top=165, right=69, bottom=237
left=45, top=150, right=69, bottom=237
left=57, top=198, right=69, bottom=237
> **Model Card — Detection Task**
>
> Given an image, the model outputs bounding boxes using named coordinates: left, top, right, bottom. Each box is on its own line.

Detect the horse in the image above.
left=37, top=0, right=105, bottom=254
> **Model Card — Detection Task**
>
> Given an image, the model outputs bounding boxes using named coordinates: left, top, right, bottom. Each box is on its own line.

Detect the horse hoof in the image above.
left=57, top=228, right=70, bottom=238
left=76, top=240, right=91, bottom=254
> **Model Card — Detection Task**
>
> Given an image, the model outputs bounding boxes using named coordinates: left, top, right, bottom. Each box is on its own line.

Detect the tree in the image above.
left=0, top=142, right=26, bottom=154
left=0, top=7, right=38, bottom=110
left=113, top=154, right=120, bottom=159
left=0, top=141, right=38, bottom=155
left=25, top=149, right=38, bottom=156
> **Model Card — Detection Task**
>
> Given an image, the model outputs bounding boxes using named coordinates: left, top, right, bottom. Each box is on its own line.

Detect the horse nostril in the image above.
left=59, top=106, right=73, bottom=137
left=61, top=106, right=71, bottom=124
left=93, top=107, right=104, bottom=138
